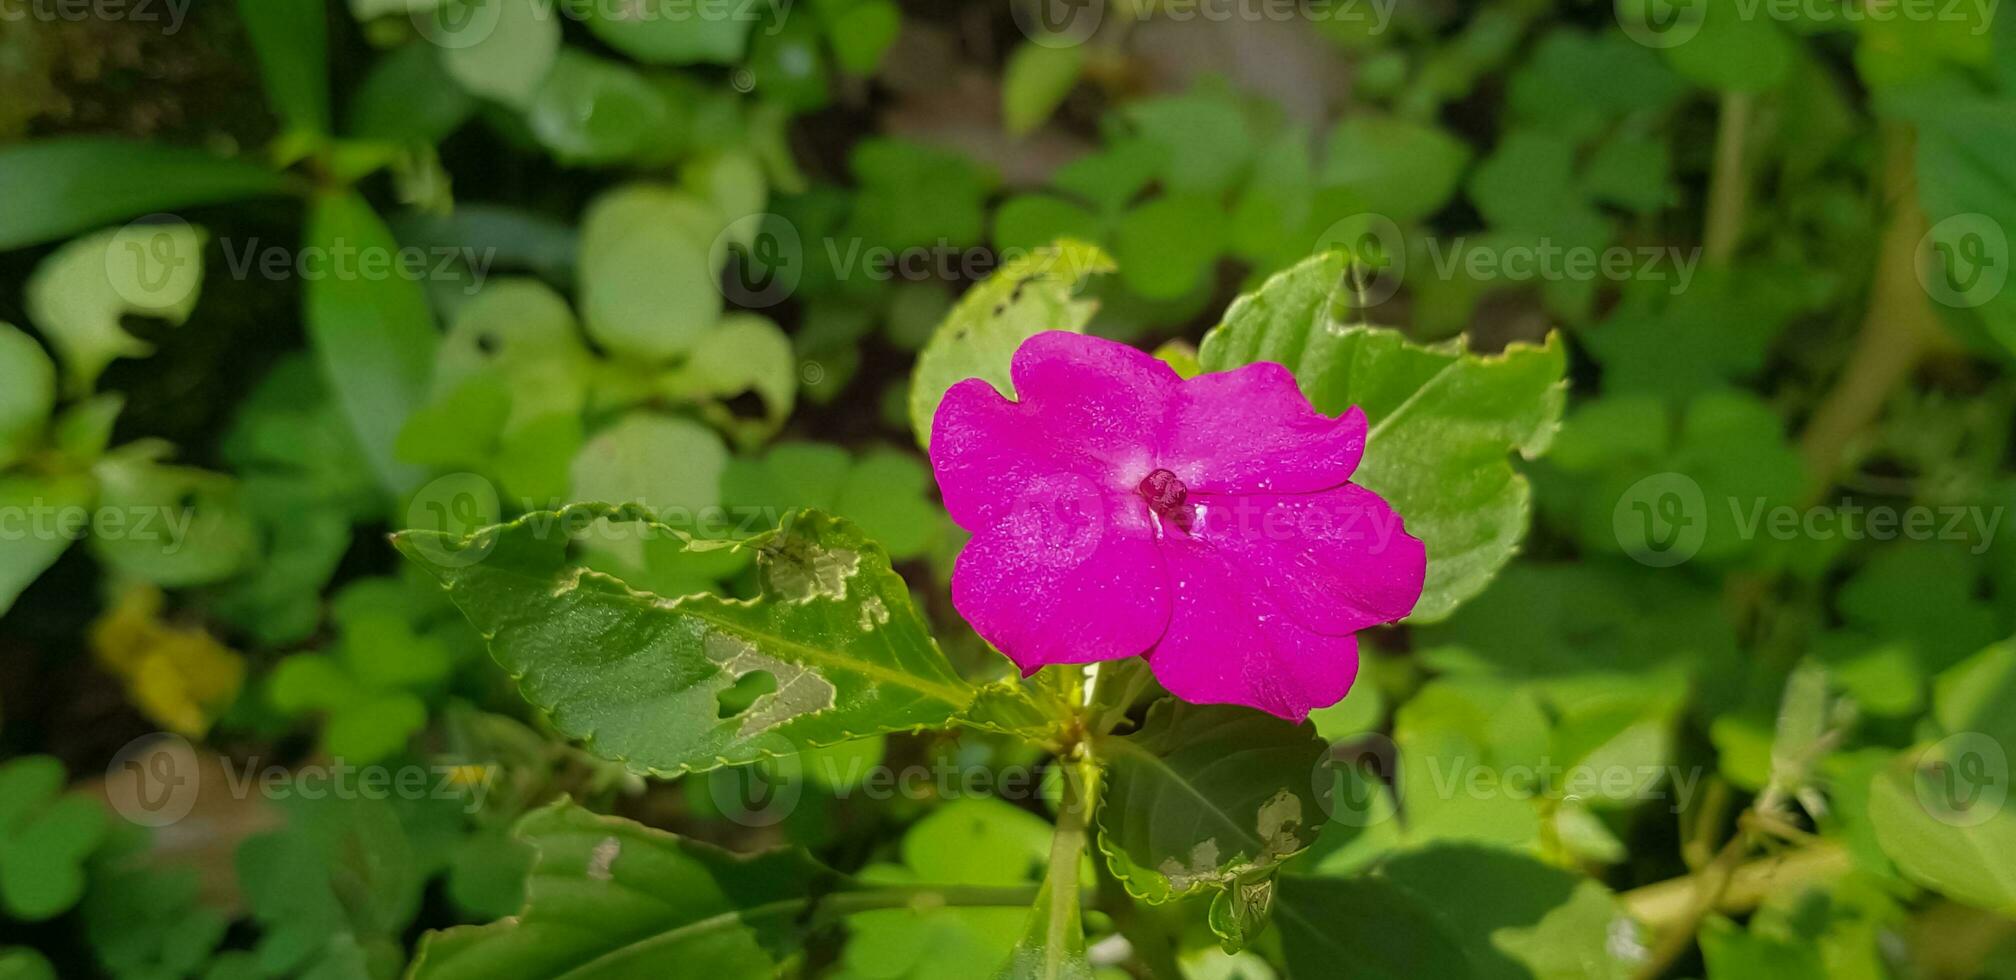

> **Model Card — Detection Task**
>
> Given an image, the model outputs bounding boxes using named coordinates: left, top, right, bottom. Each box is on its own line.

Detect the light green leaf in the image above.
left=909, top=240, right=1113, bottom=447
left=25, top=221, right=206, bottom=392
left=0, top=474, right=86, bottom=615
left=525, top=51, right=678, bottom=165
left=439, top=0, right=560, bottom=108
left=0, top=325, right=55, bottom=469
left=1003, top=42, right=1085, bottom=137
left=0, top=756, right=107, bottom=922
left=1934, top=642, right=2016, bottom=756
left=1199, top=252, right=1567, bottom=622
left=583, top=0, right=752, bottom=64
left=1320, top=116, right=1471, bottom=222
left=0, top=138, right=290, bottom=251
left=819, top=0, right=900, bottom=73
left=237, top=0, right=330, bottom=133
left=348, top=42, right=477, bottom=144
left=89, top=449, right=258, bottom=587
left=1096, top=701, right=1328, bottom=903
left=303, top=191, right=438, bottom=494
left=660, top=314, right=797, bottom=442
left=579, top=184, right=725, bottom=361
left=0, top=948, right=55, bottom=980
left=408, top=802, right=820, bottom=979
left=397, top=504, right=973, bottom=775
left=1867, top=746, right=2016, bottom=914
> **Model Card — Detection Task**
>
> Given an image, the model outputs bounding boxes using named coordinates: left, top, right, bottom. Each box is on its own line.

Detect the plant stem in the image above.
left=1703, top=91, right=1754, bottom=264
left=1797, top=123, right=1943, bottom=501
left=1622, top=840, right=1851, bottom=937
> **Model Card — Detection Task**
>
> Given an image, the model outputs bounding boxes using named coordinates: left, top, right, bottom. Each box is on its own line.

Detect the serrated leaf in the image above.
left=1199, top=252, right=1567, bottom=622
left=396, top=504, right=972, bottom=775
left=410, top=801, right=827, bottom=979
left=909, top=240, right=1113, bottom=447
left=1096, top=701, right=1328, bottom=903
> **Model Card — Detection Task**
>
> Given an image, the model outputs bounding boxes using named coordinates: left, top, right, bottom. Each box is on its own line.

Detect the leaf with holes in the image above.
left=909, top=239, right=1113, bottom=448
left=394, top=504, right=973, bottom=775
left=1096, top=701, right=1329, bottom=904
left=1199, top=251, right=1566, bottom=622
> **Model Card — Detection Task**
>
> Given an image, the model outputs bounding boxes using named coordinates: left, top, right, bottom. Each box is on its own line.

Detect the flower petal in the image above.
left=1146, top=535, right=1359, bottom=722
left=1165, top=362, right=1365, bottom=495
left=932, top=377, right=1091, bottom=531
left=1007, top=331, right=1177, bottom=483
left=1190, top=483, right=1425, bottom=637
left=930, top=332, right=1178, bottom=531
left=950, top=472, right=1170, bottom=672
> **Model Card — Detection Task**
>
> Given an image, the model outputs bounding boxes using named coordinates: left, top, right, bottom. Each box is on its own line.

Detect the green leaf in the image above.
left=1114, top=193, right=1225, bottom=301
left=1124, top=89, right=1252, bottom=194
left=237, top=0, right=330, bottom=133
left=1660, top=0, right=1795, bottom=91
left=1199, top=252, right=1568, bottom=622
left=1909, top=99, right=2016, bottom=354
left=0, top=473, right=91, bottom=615
left=578, top=184, right=725, bottom=361
left=842, top=799, right=1052, bottom=980
left=1379, top=845, right=1645, bottom=980
left=525, top=51, right=678, bottom=165
left=0, top=138, right=290, bottom=251
left=89, top=448, right=258, bottom=587
left=303, top=191, right=438, bottom=495
left=1867, top=746, right=2016, bottom=914
left=722, top=442, right=943, bottom=560
left=439, top=0, right=560, bottom=108
left=1275, top=874, right=1474, bottom=979
left=584, top=0, right=752, bottom=65
left=1096, top=701, right=1328, bottom=903
left=348, top=42, right=477, bottom=143
left=397, top=504, right=972, bottom=775
left=1934, top=642, right=2016, bottom=757
left=660, top=314, right=798, bottom=443
left=1699, top=915, right=1827, bottom=980
left=25, top=221, right=206, bottom=392
left=0, top=948, right=55, bottom=980
left=1003, top=42, right=1085, bottom=137
left=909, top=240, right=1113, bottom=447
left=409, top=801, right=824, bottom=979
left=0, top=324, right=55, bottom=469
left=846, top=138, right=996, bottom=251
left=1320, top=116, right=1471, bottom=222
left=820, top=0, right=900, bottom=74
left=0, top=756, right=107, bottom=922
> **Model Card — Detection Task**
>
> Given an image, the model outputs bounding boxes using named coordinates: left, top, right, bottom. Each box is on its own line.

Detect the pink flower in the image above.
left=930, top=331, right=1426, bottom=722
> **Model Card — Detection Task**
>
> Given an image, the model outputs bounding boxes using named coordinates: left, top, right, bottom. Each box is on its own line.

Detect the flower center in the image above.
left=1136, top=468, right=1195, bottom=534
